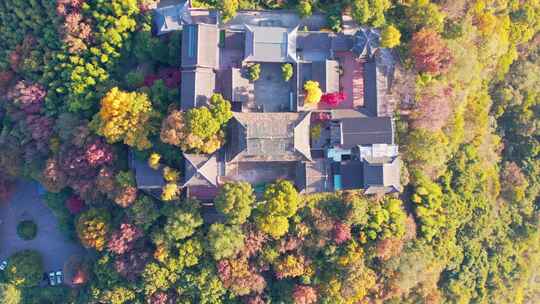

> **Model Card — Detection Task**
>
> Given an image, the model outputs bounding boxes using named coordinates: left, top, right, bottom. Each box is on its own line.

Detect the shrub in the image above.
left=310, top=124, right=322, bottom=140
left=303, top=81, right=322, bottom=105
left=125, top=71, right=144, bottom=89
left=297, top=0, right=312, bottom=18
left=0, top=283, right=21, bottom=304
left=148, top=153, right=161, bottom=170
left=6, top=250, right=43, bottom=287
left=248, top=64, right=261, bottom=81
left=282, top=63, right=294, bottom=81
left=16, top=220, right=37, bottom=240
left=380, top=25, right=401, bottom=48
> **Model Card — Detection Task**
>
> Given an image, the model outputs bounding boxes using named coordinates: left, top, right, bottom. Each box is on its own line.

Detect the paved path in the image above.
left=0, top=181, right=84, bottom=272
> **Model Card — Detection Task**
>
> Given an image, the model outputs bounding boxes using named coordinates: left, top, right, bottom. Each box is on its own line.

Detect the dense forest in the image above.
left=0, top=0, right=539, bottom=303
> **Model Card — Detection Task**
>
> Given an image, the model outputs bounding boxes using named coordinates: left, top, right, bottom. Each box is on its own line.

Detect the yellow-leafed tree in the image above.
left=304, top=81, right=322, bottom=105
left=91, top=87, right=157, bottom=150
left=380, top=25, right=401, bottom=48
left=148, top=153, right=161, bottom=170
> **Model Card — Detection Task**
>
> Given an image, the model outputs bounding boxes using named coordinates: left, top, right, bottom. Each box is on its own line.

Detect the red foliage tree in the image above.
left=292, top=285, right=318, bottom=304
left=241, top=229, right=267, bottom=258
left=333, top=221, right=352, bottom=245
left=143, top=74, right=160, bottom=87
left=311, top=112, right=331, bottom=122
left=278, top=236, right=302, bottom=253
left=107, top=223, right=143, bottom=255
left=66, top=195, right=86, bottom=214
left=9, top=36, right=38, bottom=72
left=375, top=238, right=404, bottom=261
left=321, top=92, right=347, bottom=107
left=410, top=84, right=453, bottom=131
left=25, top=115, right=54, bottom=150
left=7, top=80, right=46, bottom=114
left=411, top=28, right=453, bottom=75
left=85, top=138, right=114, bottom=167
left=217, top=257, right=266, bottom=296
left=59, top=146, right=95, bottom=178
left=148, top=291, right=175, bottom=304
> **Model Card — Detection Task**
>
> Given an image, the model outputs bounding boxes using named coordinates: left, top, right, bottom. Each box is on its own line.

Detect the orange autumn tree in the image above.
left=76, top=208, right=111, bottom=251
left=410, top=28, right=453, bottom=76
left=91, top=87, right=157, bottom=150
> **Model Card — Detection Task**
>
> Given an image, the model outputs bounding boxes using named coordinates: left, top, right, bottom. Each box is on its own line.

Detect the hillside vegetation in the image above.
left=0, top=0, right=539, bottom=303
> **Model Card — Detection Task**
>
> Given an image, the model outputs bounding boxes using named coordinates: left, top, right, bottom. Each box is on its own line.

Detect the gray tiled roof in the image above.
left=182, top=153, right=219, bottom=187
left=362, top=156, right=400, bottom=194
left=341, top=161, right=364, bottom=190
left=131, top=156, right=165, bottom=189
left=312, top=60, right=340, bottom=93
left=223, top=68, right=253, bottom=103
left=181, top=23, right=219, bottom=69
left=227, top=112, right=311, bottom=162
left=333, top=117, right=394, bottom=149
left=181, top=68, right=216, bottom=109
left=244, top=26, right=298, bottom=63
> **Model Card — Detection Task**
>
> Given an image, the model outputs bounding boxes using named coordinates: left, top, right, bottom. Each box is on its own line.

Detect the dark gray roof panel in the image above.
left=363, top=163, right=384, bottom=186
left=132, top=157, right=165, bottom=189
left=312, top=60, right=340, bottom=93
left=341, top=161, right=364, bottom=190
left=338, top=117, right=394, bottom=148
left=362, top=157, right=401, bottom=194
left=297, top=32, right=332, bottom=51
left=352, top=28, right=380, bottom=58
left=181, top=68, right=216, bottom=109
left=227, top=112, right=311, bottom=162
left=181, top=24, right=219, bottom=69
left=332, top=34, right=354, bottom=51
left=363, top=60, right=379, bottom=116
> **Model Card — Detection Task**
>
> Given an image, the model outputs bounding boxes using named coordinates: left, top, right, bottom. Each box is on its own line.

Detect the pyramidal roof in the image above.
left=182, top=153, right=219, bottom=187
left=352, top=27, right=380, bottom=58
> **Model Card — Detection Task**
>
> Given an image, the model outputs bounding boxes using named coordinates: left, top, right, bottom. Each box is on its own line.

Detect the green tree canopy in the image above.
left=207, top=223, right=245, bottom=260
left=163, top=202, right=203, bottom=242
left=262, top=180, right=299, bottom=218
left=5, top=250, right=43, bottom=287
left=215, top=182, right=256, bottom=224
